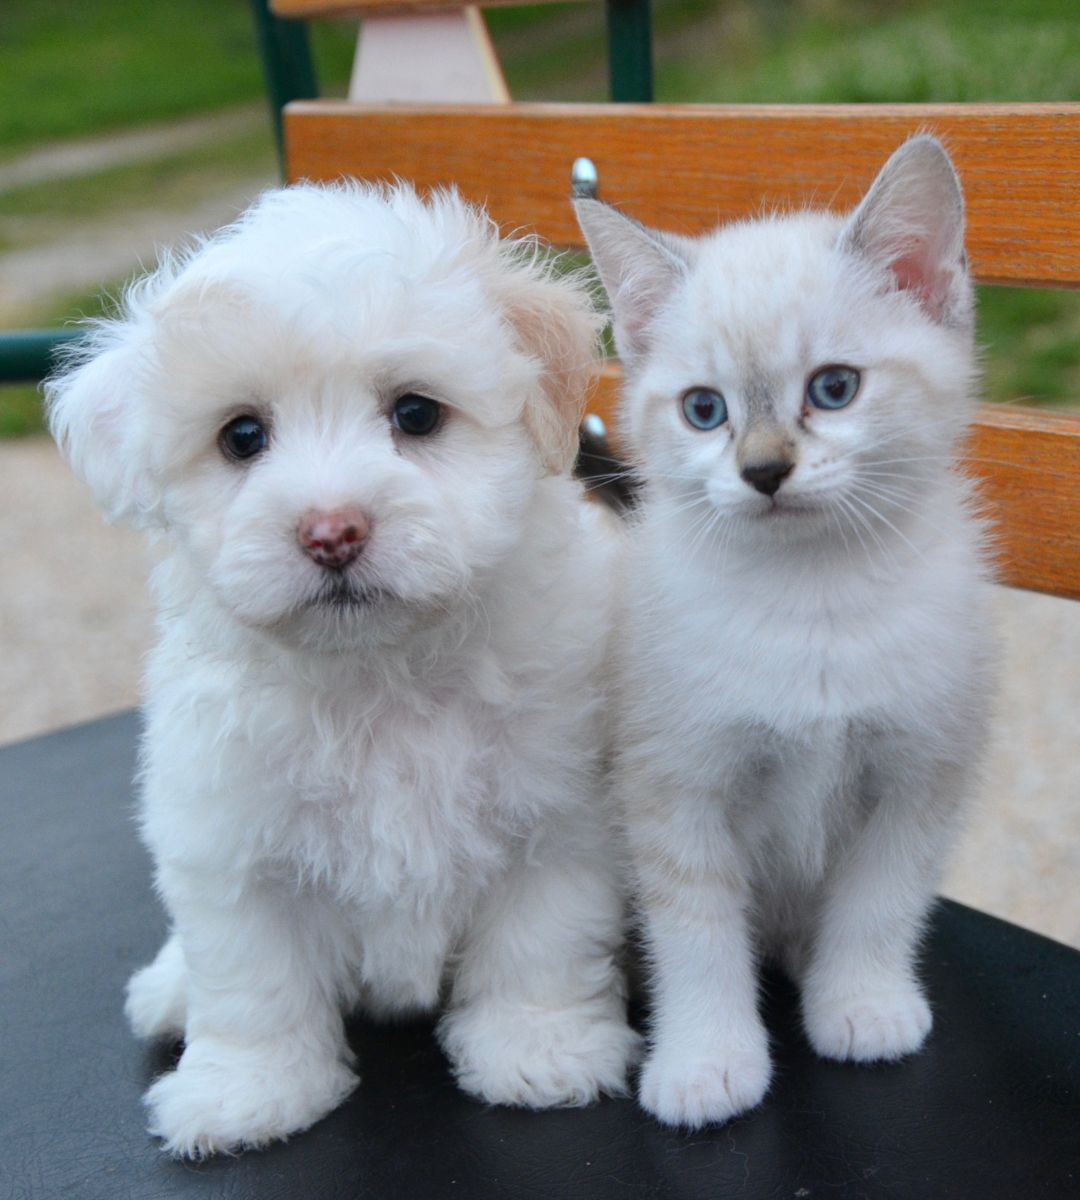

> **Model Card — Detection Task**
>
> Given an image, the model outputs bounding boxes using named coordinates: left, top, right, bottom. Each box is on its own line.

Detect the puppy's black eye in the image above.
left=220, top=415, right=268, bottom=461
left=392, top=393, right=442, bottom=437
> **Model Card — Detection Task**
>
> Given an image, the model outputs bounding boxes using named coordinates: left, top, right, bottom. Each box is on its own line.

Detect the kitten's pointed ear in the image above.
left=840, top=135, right=970, bottom=326
left=574, top=198, right=693, bottom=364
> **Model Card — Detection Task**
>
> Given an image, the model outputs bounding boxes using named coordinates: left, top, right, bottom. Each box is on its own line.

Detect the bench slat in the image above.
left=969, top=406, right=1080, bottom=599
left=588, top=370, right=1080, bottom=600
left=285, top=101, right=1080, bottom=289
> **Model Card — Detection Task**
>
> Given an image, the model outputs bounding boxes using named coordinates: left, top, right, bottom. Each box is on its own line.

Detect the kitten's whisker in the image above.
left=854, top=481, right=952, bottom=535
left=854, top=481, right=924, bottom=512
left=689, top=504, right=730, bottom=560
left=861, top=453, right=1075, bottom=483
left=852, top=472, right=922, bottom=499
left=864, top=415, right=966, bottom=453
left=651, top=468, right=719, bottom=483
left=863, top=415, right=1077, bottom=476
left=826, top=503, right=856, bottom=561
left=579, top=465, right=636, bottom=480
left=579, top=470, right=640, bottom=494
left=713, top=517, right=737, bottom=573
left=684, top=504, right=725, bottom=559
left=663, top=493, right=714, bottom=520
left=856, top=469, right=920, bottom=489
left=859, top=456, right=953, bottom=469
left=963, top=456, right=1075, bottom=481
left=580, top=475, right=636, bottom=491
left=714, top=509, right=740, bottom=568
left=840, top=494, right=891, bottom=558
left=846, top=491, right=928, bottom=564
left=832, top=494, right=876, bottom=561
left=578, top=447, right=629, bottom=465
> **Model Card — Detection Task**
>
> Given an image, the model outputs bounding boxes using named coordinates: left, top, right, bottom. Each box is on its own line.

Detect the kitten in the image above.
left=576, top=135, right=994, bottom=1128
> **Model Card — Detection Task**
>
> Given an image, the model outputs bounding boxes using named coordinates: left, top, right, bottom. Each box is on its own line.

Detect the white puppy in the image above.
left=47, top=182, right=638, bottom=1158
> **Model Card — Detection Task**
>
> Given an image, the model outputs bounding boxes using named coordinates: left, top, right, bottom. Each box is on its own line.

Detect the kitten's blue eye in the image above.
left=220, top=415, right=268, bottom=461
left=392, top=393, right=442, bottom=436
left=681, top=388, right=728, bottom=430
left=807, top=366, right=860, bottom=410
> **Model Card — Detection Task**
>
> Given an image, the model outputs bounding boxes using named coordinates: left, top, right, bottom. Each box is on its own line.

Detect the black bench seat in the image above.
left=2, top=711, right=1078, bottom=1199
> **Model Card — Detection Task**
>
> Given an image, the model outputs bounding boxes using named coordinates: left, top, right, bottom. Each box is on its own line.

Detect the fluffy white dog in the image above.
left=47, top=182, right=639, bottom=1158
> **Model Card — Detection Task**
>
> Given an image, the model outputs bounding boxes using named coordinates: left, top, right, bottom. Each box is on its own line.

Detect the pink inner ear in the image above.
left=891, top=245, right=952, bottom=322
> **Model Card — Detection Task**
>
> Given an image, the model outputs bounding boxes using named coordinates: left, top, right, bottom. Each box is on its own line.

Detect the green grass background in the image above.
left=1, top=0, right=1078, bottom=435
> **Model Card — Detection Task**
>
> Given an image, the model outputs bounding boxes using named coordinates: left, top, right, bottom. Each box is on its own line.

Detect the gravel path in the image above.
left=0, top=107, right=267, bottom=193
left=0, top=105, right=275, bottom=324
left=2, top=435, right=1078, bottom=947
left=0, top=182, right=271, bottom=323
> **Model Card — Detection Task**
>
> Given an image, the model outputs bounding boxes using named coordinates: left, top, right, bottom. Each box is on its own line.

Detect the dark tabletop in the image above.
left=1, top=711, right=1078, bottom=1200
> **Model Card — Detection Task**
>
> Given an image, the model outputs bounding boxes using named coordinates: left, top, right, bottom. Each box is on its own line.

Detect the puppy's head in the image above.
left=47, top=183, right=600, bottom=648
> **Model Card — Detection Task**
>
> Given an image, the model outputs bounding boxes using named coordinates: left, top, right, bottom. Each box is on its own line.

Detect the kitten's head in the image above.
left=576, top=135, right=976, bottom=549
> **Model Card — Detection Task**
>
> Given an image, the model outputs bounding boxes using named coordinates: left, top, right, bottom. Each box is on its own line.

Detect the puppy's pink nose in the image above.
left=297, top=507, right=370, bottom=569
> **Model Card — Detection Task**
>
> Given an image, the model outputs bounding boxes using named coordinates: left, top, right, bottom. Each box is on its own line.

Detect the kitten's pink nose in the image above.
left=297, top=507, right=370, bottom=569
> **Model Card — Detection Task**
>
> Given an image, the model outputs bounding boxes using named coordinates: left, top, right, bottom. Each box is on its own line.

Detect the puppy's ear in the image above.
left=45, top=320, right=164, bottom=529
left=498, top=263, right=603, bottom=476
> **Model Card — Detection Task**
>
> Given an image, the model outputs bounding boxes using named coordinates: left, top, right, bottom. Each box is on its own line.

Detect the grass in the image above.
left=653, top=0, right=1080, bottom=105
left=2, top=0, right=1079, bottom=436
left=979, top=287, right=1080, bottom=408
left=489, top=0, right=1080, bottom=104
left=0, top=386, right=47, bottom=438
left=0, top=130, right=277, bottom=254
left=0, top=1, right=356, bottom=156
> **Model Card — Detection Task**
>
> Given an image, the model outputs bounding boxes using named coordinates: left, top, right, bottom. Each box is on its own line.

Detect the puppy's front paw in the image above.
left=638, top=1040, right=772, bottom=1129
left=145, top=1037, right=358, bottom=1158
left=440, top=1000, right=641, bottom=1109
left=125, top=938, right=187, bottom=1040
left=804, top=988, right=932, bottom=1062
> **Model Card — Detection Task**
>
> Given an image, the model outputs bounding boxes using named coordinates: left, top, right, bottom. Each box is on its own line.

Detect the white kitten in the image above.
left=576, top=136, right=994, bottom=1128
left=47, top=181, right=639, bottom=1157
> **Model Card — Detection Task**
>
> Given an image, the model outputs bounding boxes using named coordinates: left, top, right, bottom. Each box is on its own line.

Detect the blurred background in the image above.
left=1, top=0, right=1077, bottom=943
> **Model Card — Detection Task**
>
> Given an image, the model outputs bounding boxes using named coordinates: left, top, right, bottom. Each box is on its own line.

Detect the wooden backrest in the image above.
left=284, top=100, right=1080, bottom=599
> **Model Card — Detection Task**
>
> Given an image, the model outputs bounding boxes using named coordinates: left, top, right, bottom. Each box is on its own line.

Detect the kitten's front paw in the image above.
left=638, top=1040, right=772, bottom=1129
left=439, top=1000, right=641, bottom=1109
left=145, top=1037, right=358, bottom=1158
left=804, top=988, right=932, bottom=1062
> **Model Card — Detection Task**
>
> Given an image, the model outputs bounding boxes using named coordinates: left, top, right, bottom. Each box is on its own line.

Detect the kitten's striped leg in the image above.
left=801, top=756, right=968, bottom=1062
left=630, top=794, right=771, bottom=1129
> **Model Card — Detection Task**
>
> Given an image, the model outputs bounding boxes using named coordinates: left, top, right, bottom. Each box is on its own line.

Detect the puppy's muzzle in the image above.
left=298, top=507, right=370, bottom=570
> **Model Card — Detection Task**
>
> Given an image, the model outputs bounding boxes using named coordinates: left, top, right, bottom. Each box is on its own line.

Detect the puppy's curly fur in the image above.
left=48, top=182, right=639, bottom=1158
